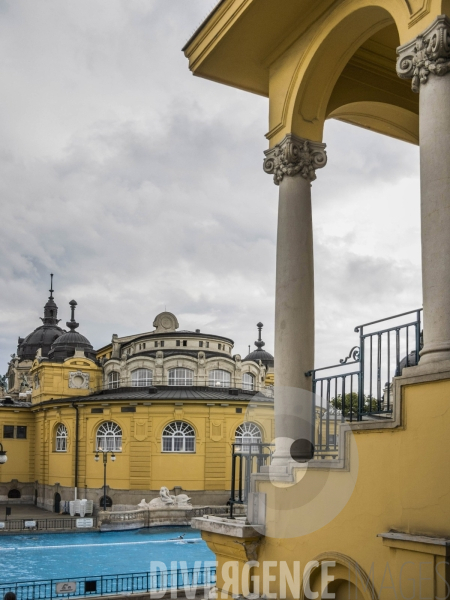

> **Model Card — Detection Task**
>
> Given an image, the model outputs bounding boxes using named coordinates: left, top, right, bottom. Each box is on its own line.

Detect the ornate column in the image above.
left=397, top=15, right=450, bottom=364
left=264, top=135, right=327, bottom=465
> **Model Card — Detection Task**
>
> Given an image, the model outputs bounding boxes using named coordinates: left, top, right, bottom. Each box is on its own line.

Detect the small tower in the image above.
left=41, top=274, right=60, bottom=326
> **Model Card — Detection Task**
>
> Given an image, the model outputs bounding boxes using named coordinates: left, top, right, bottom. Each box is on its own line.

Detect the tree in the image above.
left=331, top=392, right=379, bottom=417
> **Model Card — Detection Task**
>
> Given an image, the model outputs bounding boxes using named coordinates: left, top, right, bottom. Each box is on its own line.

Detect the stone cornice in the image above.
left=263, top=134, right=327, bottom=185
left=397, top=15, right=450, bottom=93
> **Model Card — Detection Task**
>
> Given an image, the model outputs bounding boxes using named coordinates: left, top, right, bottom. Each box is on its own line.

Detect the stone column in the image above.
left=263, top=135, right=327, bottom=465
left=397, top=15, right=450, bottom=364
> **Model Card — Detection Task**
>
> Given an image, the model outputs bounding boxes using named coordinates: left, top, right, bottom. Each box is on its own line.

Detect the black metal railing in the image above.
left=229, top=442, right=274, bottom=517
left=307, top=310, right=423, bottom=445
left=0, top=566, right=216, bottom=600
left=0, top=517, right=97, bottom=533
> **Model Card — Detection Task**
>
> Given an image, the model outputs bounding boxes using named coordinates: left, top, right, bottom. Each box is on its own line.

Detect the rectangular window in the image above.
left=176, top=340, right=180, bottom=347
left=143, top=343, right=146, bottom=349
left=161, top=341, right=164, bottom=347
left=218, top=344, right=222, bottom=350
left=183, top=340, right=187, bottom=347
left=121, top=407, right=136, bottom=413
left=3, top=426, right=14, bottom=439
left=16, top=426, right=27, bottom=439
left=91, top=408, right=104, bottom=414
left=155, top=341, right=159, bottom=347
left=236, top=408, right=243, bottom=414
left=199, top=341, right=203, bottom=348
left=206, top=342, right=209, bottom=348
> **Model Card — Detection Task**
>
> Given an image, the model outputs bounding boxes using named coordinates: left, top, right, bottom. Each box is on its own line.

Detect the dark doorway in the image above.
left=99, top=495, right=113, bottom=509
left=54, top=492, right=61, bottom=513
left=7, top=489, right=21, bottom=499
left=34, top=490, right=38, bottom=505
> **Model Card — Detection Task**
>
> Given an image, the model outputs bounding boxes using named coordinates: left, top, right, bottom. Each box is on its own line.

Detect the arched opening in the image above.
left=99, top=495, right=113, bottom=509
left=55, top=423, right=68, bottom=452
left=54, top=492, right=61, bottom=513
left=162, top=421, right=196, bottom=452
left=96, top=422, right=122, bottom=452
left=286, top=5, right=411, bottom=143
left=8, top=489, right=21, bottom=499
left=235, top=422, right=262, bottom=452
left=303, top=554, right=378, bottom=600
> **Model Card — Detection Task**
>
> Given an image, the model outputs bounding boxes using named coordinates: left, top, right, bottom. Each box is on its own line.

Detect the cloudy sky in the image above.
left=0, top=0, right=422, bottom=373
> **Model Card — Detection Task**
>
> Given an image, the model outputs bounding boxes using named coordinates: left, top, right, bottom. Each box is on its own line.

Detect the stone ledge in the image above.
left=191, top=516, right=261, bottom=538
left=378, top=532, right=450, bottom=556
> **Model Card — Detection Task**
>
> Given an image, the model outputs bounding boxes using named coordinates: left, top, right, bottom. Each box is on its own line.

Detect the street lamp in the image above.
left=0, top=443, right=7, bottom=465
left=94, top=448, right=116, bottom=511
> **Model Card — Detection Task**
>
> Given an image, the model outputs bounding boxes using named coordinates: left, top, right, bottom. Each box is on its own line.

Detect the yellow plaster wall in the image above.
left=3, top=400, right=274, bottom=493
left=31, top=357, right=103, bottom=403
left=207, top=378, right=450, bottom=598
left=0, top=409, right=34, bottom=484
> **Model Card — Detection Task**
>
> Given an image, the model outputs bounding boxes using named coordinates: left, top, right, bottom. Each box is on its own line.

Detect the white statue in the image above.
left=138, top=487, right=192, bottom=509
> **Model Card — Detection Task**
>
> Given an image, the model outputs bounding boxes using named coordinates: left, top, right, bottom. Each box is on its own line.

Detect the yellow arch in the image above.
left=301, top=552, right=378, bottom=600
left=271, top=0, right=412, bottom=143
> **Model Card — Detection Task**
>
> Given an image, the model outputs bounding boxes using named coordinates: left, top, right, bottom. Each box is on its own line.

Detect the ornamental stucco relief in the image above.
left=263, top=134, right=327, bottom=185
left=68, top=370, right=90, bottom=389
left=397, top=15, right=450, bottom=92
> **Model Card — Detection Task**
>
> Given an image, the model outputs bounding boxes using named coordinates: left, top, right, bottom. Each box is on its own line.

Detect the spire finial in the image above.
left=49, top=274, right=54, bottom=300
left=255, top=322, right=265, bottom=350
left=66, top=300, right=79, bottom=331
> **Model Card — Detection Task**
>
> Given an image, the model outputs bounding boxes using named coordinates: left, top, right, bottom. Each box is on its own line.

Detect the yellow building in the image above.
left=184, top=1, right=450, bottom=598
left=0, top=295, right=274, bottom=511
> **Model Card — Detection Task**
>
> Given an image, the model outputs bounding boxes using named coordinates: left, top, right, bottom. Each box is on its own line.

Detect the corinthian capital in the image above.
left=263, top=134, right=327, bottom=185
left=397, top=15, right=450, bottom=93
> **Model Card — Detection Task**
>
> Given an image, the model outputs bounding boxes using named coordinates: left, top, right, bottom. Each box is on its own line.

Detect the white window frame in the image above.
left=168, top=368, right=194, bottom=386
left=162, top=421, right=196, bottom=453
left=96, top=422, right=123, bottom=452
left=208, top=369, right=232, bottom=388
left=235, top=422, right=262, bottom=453
left=242, top=372, right=255, bottom=391
left=55, top=423, right=68, bottom=452
left=131, top=368, right=153, bottom=387
left=107, top=371, right=120, bottom=390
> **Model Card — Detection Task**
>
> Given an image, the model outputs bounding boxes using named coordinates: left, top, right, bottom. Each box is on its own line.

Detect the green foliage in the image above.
left=331, top=392, right=379, bottom=416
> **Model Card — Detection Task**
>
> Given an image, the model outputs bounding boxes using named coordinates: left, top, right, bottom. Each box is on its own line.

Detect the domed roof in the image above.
left=243, top=322, right=274, bottom=369
left=17, top=275, right=65, bottom=361
left=48, top=300, right=96, bottom=362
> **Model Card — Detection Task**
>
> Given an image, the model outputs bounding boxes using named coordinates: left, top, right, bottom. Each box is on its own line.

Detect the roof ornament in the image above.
left=49, top=273, right=54, bottom=300
left=66, top=300, right=79, bottom=331
left=255, top=322, right=265, bottom=350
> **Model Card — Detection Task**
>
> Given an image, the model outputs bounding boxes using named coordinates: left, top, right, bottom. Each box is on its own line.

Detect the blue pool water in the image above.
left=0, top=527, right=216, bottom=584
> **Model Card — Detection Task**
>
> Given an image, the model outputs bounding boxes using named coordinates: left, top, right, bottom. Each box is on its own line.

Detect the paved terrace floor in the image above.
left=0, top=503, right=69, bottom=520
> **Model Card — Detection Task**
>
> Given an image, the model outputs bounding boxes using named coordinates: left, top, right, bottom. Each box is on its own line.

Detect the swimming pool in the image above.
left=0, top=527, right=216, bottom=583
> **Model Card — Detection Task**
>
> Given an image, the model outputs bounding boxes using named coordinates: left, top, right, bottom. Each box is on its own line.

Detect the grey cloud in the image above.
left=0, top=1, right=421, bottom=378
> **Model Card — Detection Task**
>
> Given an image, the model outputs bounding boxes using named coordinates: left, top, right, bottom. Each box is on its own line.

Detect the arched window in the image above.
left=96, top=422, right=122, bottom=452
left=162, top=421, right=195, bottom=452
left=235, top=422, right=262, bottom=453
left=208, top=370, right=232, bottom=388
left=131, top=368, right=153, bottom=387
left=107, top=372, right=120, bottom=390
left=55, top=423, right=68, bottom=452
left=168, top=368, right=194, bottom=386
left=242, top=372, right=255, bottom=391
left=8, top=489, right=21, bottom=499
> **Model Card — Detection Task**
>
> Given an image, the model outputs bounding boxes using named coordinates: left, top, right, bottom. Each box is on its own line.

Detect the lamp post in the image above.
left=0, top=443, right=7, bottom=465
left=94, top=448, right=116, bottom=511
